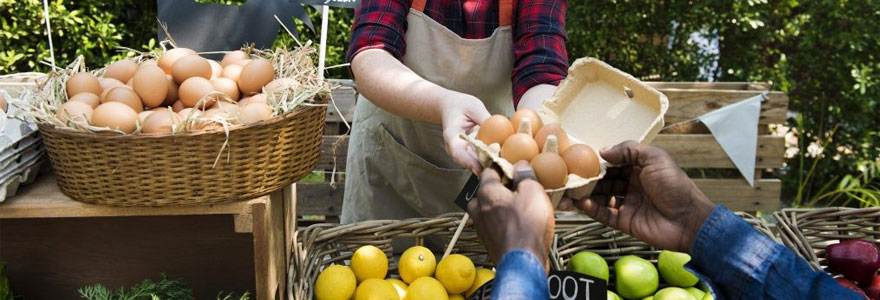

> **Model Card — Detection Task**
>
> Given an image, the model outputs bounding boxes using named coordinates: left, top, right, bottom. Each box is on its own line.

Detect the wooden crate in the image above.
left=297, top=80, right=787, bottom=221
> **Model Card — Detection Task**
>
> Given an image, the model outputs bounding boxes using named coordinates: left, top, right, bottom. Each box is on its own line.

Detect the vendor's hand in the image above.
left=440, top=93, right=490, bottom=174
left=468, top=162, right=554, bottom=272
left=572, top=141, right=716, bottom=253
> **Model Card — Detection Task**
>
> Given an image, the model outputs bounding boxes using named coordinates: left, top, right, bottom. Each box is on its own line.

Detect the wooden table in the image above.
left=0, top=171, right=296, bottom=300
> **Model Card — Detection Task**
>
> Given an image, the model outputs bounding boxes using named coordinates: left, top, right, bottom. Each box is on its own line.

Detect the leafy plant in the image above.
left=77, top=274, right=250, bottom=300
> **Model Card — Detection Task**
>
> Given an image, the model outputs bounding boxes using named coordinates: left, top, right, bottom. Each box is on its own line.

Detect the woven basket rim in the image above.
left=37, top=96, right=328, bottom=139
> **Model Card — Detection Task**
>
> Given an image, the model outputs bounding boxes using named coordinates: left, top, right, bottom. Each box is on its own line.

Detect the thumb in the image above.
left=600, top=140, right=643, bottom=166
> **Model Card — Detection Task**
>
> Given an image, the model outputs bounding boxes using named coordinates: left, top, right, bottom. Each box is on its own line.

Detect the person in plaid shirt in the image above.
left=342, top=0, right=569, bottom=223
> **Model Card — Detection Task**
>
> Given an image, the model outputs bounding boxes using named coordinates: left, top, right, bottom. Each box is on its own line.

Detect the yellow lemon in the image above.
left=435, top=254, right=476, bottom=294
left=355, top=278, right=399, bottom=300
left=465, top=268, right=495, bottom=297
left=315, top=265, right=357, bottom=300
left=448, top=294, right=465, bottom=300
left=399, top=246, right=437, bottom=283
left=386, top=278, right=408, bottom=300
left=405, top=277, right=449, bottom=300
left=351, top=245, right=389, bottom=283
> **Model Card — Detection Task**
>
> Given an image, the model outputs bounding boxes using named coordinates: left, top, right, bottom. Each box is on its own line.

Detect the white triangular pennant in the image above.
left=697, top=93, right=764, bottom=186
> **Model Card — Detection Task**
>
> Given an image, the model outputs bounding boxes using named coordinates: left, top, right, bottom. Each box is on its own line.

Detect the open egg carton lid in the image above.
left=464, top=58, right=668, bottom=204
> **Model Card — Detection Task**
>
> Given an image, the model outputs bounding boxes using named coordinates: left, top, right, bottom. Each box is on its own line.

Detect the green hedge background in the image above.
left=2, top=0, right=878, bottom=207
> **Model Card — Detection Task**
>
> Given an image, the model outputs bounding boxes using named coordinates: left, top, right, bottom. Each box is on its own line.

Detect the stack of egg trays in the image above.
left=0, top=89, right=46, bottom=202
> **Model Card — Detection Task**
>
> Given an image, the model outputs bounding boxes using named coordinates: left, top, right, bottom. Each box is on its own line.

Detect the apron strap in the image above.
left=410, top=0, right=514, bottom=26
left=499, top=0, right=513, bottom=26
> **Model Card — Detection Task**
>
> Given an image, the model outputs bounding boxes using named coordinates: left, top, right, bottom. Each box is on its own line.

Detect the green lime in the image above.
left=654, top=287, right=697, bottom=300
left=566, top=251, right=609, bottom=283
left=685, top=287, right=705, bottom=300
left=641, top=297, right=654, bottom=300
left=702, top=292, right=714, bottom=300
left=658, top=251, right=699, bottom=287
left=607, top=290, right=623, bottom=300
left=614, top=255, right=659, bottom=299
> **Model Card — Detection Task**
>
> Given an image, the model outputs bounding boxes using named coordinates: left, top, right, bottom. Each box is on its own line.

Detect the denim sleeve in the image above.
left=688, top=206, right=864, bottom=300
left=491, top=249, right=549, bottom=300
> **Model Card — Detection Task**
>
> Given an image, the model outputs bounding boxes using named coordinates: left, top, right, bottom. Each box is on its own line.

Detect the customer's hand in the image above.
left=441, top=93, right=491, bottom=174
left=571, top=141, right=716, bottom=253
left=468, top=162, right=555, bottom=272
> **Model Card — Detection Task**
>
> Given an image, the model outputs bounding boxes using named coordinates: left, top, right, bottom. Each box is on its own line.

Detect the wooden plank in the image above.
left=653, top=134, right=785, bottom=169
left=296, top=183, right=343, bottom=216
left=695, top=178, right=782, bottom=211
left=327, top=86, right=356, bottom=123
left=0, top=173, right=259, bottom=219
left=647, top=82, right=771, bottom=91
left=316, top=135, right=349, bottom=171
left=660, top=90, right=788, bottom=125
left=0, top=215, right=256, bottom=299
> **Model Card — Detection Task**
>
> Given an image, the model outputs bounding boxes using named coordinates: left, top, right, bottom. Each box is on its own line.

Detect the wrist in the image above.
left=681, top=189, right=715, bottom=253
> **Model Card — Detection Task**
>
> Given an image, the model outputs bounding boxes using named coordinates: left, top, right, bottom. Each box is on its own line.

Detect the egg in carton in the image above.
left=463, top=58, right=669, bottom=207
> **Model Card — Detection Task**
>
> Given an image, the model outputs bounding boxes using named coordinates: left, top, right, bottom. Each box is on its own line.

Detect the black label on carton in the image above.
left=467, top=271, right=607, bottom=300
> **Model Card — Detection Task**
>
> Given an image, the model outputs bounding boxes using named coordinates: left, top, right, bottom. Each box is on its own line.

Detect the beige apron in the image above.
left=342, top=0, right=515, bottom=223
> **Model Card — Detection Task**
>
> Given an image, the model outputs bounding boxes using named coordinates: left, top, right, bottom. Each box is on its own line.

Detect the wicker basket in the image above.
left=774, top=207, right=880, bottom=272
left=289, top=211, right=776, bottom=300
left=39, top=96, right=327, bottom=206
left=553, top=212, right=776, bottom=282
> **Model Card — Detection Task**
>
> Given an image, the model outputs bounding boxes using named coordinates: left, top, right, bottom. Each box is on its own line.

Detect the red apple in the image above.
left=827, top=240, right=880, bottom=283
left=836, top=277, right=869, bottom=299
left=865, top=273, right=880, bottom=300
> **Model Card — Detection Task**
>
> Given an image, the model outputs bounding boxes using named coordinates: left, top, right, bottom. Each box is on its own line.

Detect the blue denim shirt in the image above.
left=492, top=206, right=864, bottom=300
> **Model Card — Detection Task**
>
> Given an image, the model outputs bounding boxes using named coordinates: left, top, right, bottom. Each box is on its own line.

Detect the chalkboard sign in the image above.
left=468, top=271, right=608, bottom=300
left=298, top=0, right=361, bottom=8
left=157, top=0, right=314, bottom=56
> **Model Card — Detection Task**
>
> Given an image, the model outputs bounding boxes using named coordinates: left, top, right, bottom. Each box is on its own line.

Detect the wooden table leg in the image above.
left=253, top=184, right=296, bottom=300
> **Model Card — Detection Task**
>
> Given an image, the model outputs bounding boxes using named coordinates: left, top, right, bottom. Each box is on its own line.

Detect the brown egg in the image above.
left=211, top=78, right=240, bottom=101
left=172, top=100, right=185, bottom=112
left=208, top=59, right=222, bottom=80
left=221, top=64, right=243, bottom=82
left=126, top=77, right=134, bottom=87
left=236, top=58, right=252, bottom=66
left=530, top=152, right=568, bottom=189
left=68, top=92, right=100, bottom=108
left=138, top=110, right=155, bottom=125
left=131, top=66, right=168, bottom=108
left=221, top=50, right=249, bottom=67
left=163, top=75, right=179, bottom=106
left=0, top=93, right=6, bottom=112
left=158, top=48, right=196, bottom=73
left=171, top=55, right=212, bottom=84
left=500, top=133, right=539, bottom=164
left=238, top=93, right=267, bottom=107
left=101, top=86, right=143, bottom=112
left=238, top=59, right=274, bottom=95
left=178, top=108, right=202, bottom=119
left=511, top=108, right=543, bottom=137
left=97, top=77, right=125, bottom=91
left=142, top=109, right=181, bottom=134
left=535, top=124, right=571, bottom=153
left=66, top=72, right=102, bottom=98
left=264, top=78, right=297, bottom=93
left=215, top=101, right=240, bottom=116
left=203, top=108, right=222, bottom=118
left=138, top=60, right=158, bottom=70
left=56, top=101, right=94, bottom=124
left=92, top=102, right=138, bottom=133
left=178, top=77, right=216, bottom=108
left=562, top=144, right=601, bottom=178
left=102, top=59, right=138, bottom=83
left=476, top=115, right=514, bottom=146
left=240, top=102, right=274, bottom=124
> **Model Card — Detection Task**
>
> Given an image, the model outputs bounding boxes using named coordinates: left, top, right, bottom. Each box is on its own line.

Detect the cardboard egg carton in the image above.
left=0, top=89, right=46, bottom=202
left=464, top=58, right=669, bottom=206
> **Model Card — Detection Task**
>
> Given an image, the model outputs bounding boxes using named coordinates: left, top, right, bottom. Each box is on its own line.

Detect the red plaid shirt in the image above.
left=347, top=0, right=568, bottom=106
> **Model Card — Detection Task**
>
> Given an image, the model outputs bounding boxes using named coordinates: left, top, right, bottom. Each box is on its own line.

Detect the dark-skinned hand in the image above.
left=570, top=141, right=716, bottom=253
left=468, top=162, right=555, bottom=272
